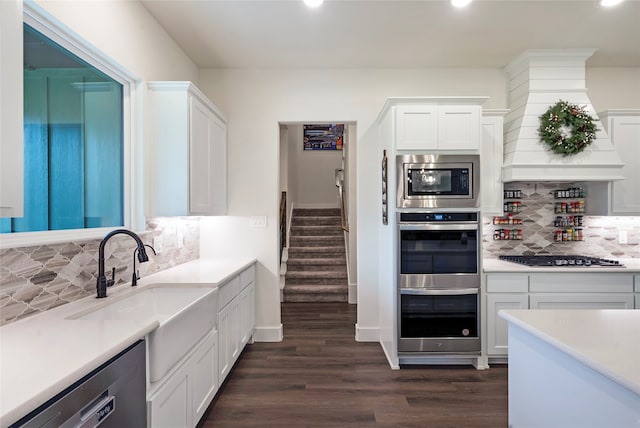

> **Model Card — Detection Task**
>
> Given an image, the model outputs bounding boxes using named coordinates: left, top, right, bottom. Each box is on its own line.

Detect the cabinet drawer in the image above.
left=218, top=276, right=240, bottom=310
left=635, top=275, right=640, bottom=292
left=529, top=293, right=635, bottom=309
left=240, top=264, right=255, bottom=290
left=529, top=273, right=633, bottom=293
left=486, top=274, right=528, bottom=293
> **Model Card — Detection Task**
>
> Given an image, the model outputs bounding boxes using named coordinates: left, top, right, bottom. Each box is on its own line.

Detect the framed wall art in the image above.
left=303, top=124, right=344, bottom=150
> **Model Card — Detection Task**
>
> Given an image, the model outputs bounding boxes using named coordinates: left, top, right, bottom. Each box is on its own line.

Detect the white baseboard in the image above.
left=252, top=324, right=284, bottom=342
left=355, top=324, right=379, bottom=342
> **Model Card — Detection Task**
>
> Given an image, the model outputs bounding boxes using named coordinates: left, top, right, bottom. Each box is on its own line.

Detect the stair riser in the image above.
left=287, top=258, right=345, bottom=266
left=291, top=228, right=342, bottom=236
left=283, top=294, right=348, bottom=303
left=292, top=218, right=341, bottom=226
left=292, top=209, right=341, bottom=217
left=287, top=265, right=347, bottom=272
left=289, top=238, right=343, bottom=247
left=288, top=250, right=345, bottom=258
left=284, top=279, right=348, bottom=286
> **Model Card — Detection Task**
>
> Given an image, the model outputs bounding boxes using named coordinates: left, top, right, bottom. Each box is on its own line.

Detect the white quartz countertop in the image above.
left=483, top=257, right=640, bottom=273
left=500, top=309, right=640, bottom=396
left=0, top=257, right=255, bottom=427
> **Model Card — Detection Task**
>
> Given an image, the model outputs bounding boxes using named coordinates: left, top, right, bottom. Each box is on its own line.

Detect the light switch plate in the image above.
left=250, top=216, right=267, bottom=228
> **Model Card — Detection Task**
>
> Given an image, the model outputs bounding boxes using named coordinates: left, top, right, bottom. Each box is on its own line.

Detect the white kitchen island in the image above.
left=500, top=309, right=640, bottom=428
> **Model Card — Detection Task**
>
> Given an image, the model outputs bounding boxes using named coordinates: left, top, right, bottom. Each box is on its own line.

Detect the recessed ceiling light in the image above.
left=451, top=0, right=473, bottom=7
left=601, top=0, right=624, bottom=6
left=304, top=0, right=324, bottom=7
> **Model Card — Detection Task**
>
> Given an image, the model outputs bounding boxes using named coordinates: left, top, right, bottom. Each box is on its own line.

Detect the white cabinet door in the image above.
left=146, top=82, right=227, bottom=217
left=189, top=95, right=215, bottom=215
left=530, top=293, right=635, bottom=310
left=192, top=330, right=218, bottom=424
left=608, top=112, right=640, bottom=214
left=239, top=282, right=255, bottom=347
left=0, top=0, right=24, bottom=218
left=229, top=298, right=241, bottom=362
left=486, top=293, right=528, bottom=356
left=217, top=301, right=232, bottom=381
left=438, top=105, right=480, bottom=150
left=480, top=113, right=506, bottom=215
left=148, top=360, right=192, bottom=428
left=218, top=297, right=240, bottom=380
left=395, top=105, right=438, bottom=150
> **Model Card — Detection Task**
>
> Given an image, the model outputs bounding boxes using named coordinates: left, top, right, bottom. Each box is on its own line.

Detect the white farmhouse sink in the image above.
left=70, top=285, right=217, bottom=382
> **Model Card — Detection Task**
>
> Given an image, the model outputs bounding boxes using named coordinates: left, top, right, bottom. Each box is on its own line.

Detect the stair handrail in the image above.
left=279, top=191, right=287, bottom=262
left=335, top=169, right=349, bottom=232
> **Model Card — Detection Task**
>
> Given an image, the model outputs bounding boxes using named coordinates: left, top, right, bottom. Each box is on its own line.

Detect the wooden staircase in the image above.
left=283, top=208, right=348, bottom=302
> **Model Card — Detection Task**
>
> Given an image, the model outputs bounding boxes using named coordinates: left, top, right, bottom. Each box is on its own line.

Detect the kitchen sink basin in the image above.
left=69, top=285, right=217, bottom=382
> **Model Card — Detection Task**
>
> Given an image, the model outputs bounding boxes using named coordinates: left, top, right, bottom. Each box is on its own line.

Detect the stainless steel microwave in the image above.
left=396, top=154, right=479, bottom=209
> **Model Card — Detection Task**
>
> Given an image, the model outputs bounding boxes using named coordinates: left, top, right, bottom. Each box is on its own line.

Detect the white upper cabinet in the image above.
left=394, top=100, right=485, bottom=151
left=395, top=105, right=438, bottom=150
left=599, top=110, right=640, bottom=215
left=480, top=111, right=508, bottom=215
left=0, top=0, right=24, bottom=218
left=146, top=82, right=227, bottom=217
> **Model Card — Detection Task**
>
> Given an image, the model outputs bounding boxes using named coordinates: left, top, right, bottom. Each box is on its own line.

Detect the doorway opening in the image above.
left=278, top=122, right=357, bottom=305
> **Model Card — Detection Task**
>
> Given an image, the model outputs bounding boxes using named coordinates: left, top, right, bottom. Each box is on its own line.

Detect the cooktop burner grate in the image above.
left=498, top=255, right=623, bottom=267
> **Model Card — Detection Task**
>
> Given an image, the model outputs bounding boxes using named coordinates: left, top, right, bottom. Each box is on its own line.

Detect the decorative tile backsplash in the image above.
left=0, top=217, right=199, bottom=325
left=483, top=182, right=640, bottom=259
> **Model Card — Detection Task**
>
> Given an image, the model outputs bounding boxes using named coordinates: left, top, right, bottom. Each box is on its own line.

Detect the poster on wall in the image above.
left=303, top=124, right=344, bottom=150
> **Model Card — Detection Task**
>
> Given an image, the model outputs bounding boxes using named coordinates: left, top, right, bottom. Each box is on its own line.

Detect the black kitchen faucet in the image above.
left=96, top=229, right=151, bottom=298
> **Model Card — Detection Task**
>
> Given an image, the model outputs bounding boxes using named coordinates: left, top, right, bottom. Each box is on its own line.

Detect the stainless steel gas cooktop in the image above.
left=498, top=255, right=624, bottom=267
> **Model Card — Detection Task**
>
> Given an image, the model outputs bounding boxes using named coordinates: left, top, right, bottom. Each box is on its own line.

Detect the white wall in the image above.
left=286, top=124, right=342, bottom=208
left=587, top=68, right=640, bottom=112
left=33, top=0, right=199, bottom=83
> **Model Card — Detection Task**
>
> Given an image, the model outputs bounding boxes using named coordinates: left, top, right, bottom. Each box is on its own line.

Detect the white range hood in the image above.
left=502, top=49, right=624, bottom=182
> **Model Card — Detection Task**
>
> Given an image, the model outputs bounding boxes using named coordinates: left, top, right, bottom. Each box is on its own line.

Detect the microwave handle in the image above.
left=400, top=288, right=478, bottom=296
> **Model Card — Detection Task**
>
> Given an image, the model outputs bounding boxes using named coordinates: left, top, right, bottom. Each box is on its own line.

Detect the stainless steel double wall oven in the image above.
left=396, top=154, right=480, bottom=354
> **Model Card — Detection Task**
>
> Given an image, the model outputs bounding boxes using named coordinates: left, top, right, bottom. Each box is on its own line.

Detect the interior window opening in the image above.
left=0, top=24, right=124, bottom=234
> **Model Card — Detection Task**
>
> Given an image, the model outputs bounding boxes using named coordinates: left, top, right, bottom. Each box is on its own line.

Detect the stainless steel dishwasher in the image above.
left=10, top=340, right=146, bottom=428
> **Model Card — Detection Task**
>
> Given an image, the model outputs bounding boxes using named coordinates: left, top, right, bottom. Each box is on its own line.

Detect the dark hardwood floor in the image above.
left=199, top=303, right=508, bottom=427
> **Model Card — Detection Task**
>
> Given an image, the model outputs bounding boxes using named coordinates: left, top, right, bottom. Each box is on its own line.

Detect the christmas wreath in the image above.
left=538, top=100, right=598, bottom=156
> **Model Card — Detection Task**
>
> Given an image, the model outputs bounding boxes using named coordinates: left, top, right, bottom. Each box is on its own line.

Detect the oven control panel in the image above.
left=399, top=212, right=478, bottom=222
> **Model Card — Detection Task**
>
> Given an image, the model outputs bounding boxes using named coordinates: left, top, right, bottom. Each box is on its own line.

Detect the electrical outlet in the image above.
left=153, top=236, right=163, bottom=253
left=619, top=230, right=628, bottom=244
left=250, top=216, right=267, bottom=228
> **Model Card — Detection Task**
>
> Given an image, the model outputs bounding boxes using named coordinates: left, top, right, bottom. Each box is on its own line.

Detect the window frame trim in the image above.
left=0, top=2, right=143, bottom=249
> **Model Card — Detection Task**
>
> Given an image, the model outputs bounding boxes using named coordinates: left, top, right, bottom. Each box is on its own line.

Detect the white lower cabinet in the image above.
left=485, top=272, right=636, bottom=359
left=240, top=281, right=256, bottom=347
left=486, top=293, right=528, bottom=356
left=148, top=262, right=256, bottom=428
left=148, top=329, right=217, bottom=428
left=218, top=265, right=255, bottom=381
left=192, top=330, right=219, bottom=423
left=217, top=294, right=240, bottom=381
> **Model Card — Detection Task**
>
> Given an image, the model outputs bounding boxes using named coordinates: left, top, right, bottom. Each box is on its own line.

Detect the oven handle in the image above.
left=398, top=224, right=478, bottom=231
left=400, top=288, right=479, bottom=296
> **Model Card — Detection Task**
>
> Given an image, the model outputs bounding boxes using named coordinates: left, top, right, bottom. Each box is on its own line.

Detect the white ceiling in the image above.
left=140, top=0, right=640, bottom=69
